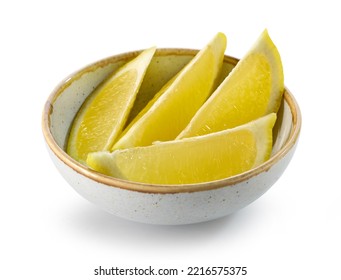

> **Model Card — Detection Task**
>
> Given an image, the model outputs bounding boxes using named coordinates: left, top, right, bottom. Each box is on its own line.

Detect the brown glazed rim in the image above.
left=42, top=48, right=302, bottom=194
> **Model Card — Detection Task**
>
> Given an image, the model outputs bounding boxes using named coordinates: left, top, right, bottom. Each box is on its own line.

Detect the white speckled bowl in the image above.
left=42, top=49, right=301, bottom=225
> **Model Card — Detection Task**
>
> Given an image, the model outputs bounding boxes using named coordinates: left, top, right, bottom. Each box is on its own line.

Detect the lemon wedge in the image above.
left=177, top=29, right=284, bottom=139
left=87, top=113, right=276, bottom=185
left=112, top=33, right=227, bottom=150
left=66, top=47, right=156, bottom=163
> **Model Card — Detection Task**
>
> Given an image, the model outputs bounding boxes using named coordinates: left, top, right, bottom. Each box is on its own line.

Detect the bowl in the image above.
left=42, top=48, right=301, bottom=225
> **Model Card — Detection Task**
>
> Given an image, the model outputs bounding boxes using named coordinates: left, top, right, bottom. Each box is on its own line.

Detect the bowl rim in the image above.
left=42, top=48, right=302, bottom=194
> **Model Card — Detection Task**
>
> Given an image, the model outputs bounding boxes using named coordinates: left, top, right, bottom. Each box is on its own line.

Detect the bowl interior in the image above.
left=43, top=49, right=300, bottom=192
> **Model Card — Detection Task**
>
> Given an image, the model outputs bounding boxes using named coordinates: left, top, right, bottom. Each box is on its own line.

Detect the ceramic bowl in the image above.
left=42, top=49, right=301, bottom=225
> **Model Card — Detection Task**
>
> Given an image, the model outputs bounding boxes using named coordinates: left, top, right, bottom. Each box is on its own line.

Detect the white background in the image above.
left=1, top=0, right=340, bottom=279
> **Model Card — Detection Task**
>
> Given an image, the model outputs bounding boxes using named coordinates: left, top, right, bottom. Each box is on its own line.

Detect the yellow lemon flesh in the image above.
left=177, top=29, right=283, bottom=139
left=112, top=33, right=227, bottom=150
left=66, top=47, right=156, bottom=163
left=87, top=113, right=276, bottom=185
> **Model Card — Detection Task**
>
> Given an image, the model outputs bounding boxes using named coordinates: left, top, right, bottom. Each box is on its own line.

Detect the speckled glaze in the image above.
left=42, top=49, right=301, bottom=225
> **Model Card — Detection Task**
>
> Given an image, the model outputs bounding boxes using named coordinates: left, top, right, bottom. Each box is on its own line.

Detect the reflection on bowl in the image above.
left=42, top=49, right=301, bottom=225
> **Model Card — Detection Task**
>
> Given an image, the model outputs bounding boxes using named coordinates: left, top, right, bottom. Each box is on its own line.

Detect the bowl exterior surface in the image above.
left=47, top=142, right=297, bottom=225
